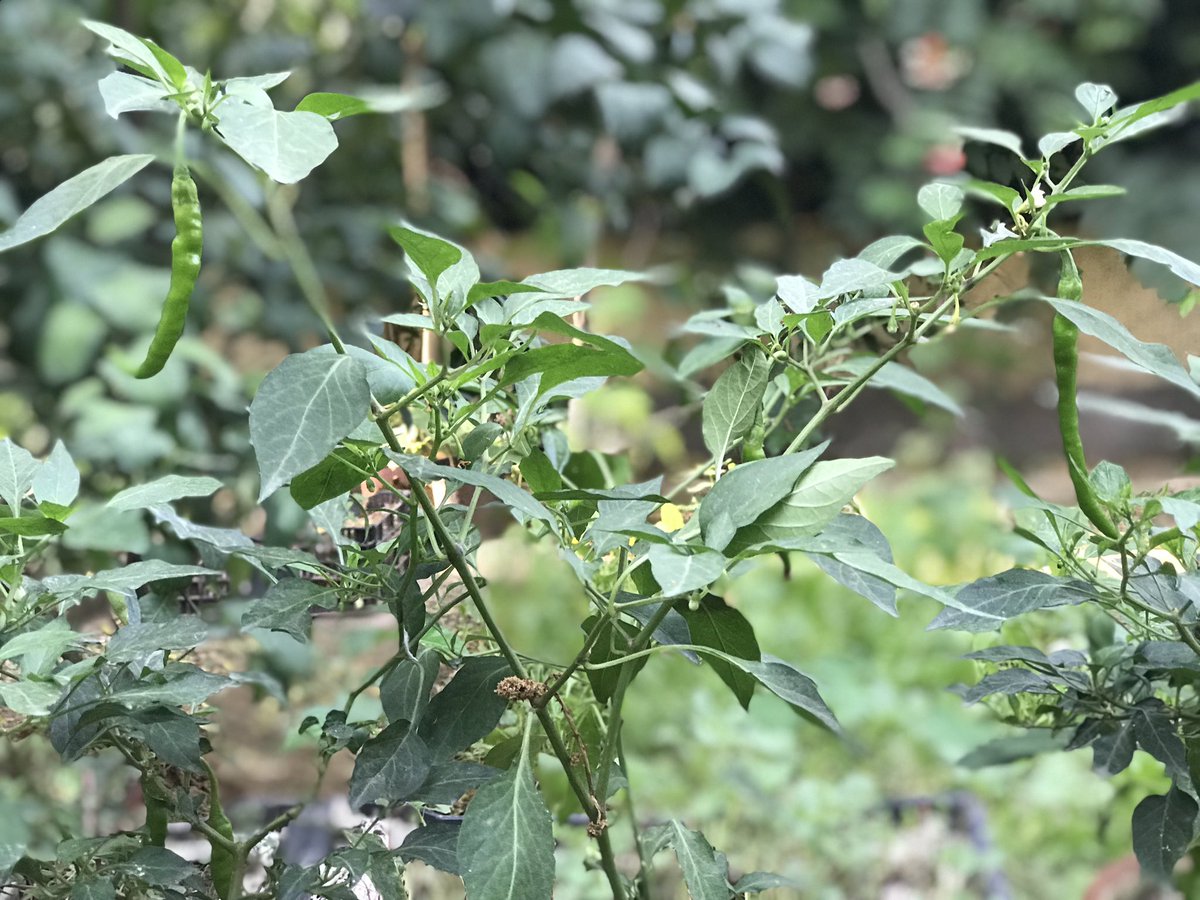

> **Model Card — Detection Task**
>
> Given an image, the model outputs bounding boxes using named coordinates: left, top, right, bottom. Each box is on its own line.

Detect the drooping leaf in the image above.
left=44, top=561, right=218, bottom=601
left=105, top=618, right=209, bottom=663
left=0, top=155, right=155, bottom=253
left=380, top=649, right=442, bottom=726
left=398, top=819, right=461, bottom=875
left=1131, top=700, right=1189, bottom=782
left=241, top=579, right=339, bottom=643
left=1131, top=787, right=1198, bottom=882
left=681, top=596, right=760, bottom=709
left=250, top=350, right=372, bottom=501
left=727, top=654, right=840, bottom=733
left=390, top=453, right=557, bottom=530
left=953, top=125, right=1025, bottom=158
left=348, top=720, right=433, bottom=808
left=702, top=351, right=770, bottom=463
left=417, top=656, right=512, bottom=758
left=829, top=358, right=963, bottom=416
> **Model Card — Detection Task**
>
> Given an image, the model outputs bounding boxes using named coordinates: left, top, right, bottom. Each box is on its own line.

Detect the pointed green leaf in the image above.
left=31, top=441, right=79, bottom=507
left=250, top=350, right=372, bottom=501
left=418, top=656, right=512, bottom=758
left=928, top=569, right=1093, bottom=633
left=702, top=351, right=770, bottom=463
left=0, top=439, right=38, bottom=513
left=381, top=649, right=442, bottom=726
left=667, top=821, right=733, bottom=900
left=0, top=155, right=155, bottom=253
left=457, top=729, right=555, bottom=900
left=1132, top=787, right=1198, bottom=882
left=645, top=545, right=728, bottom=597
left=348, top=720, right=433, bottom=808
left=681, top=596, right=760, bottom=709
left=108, top=475, right=223, bottom=511
left=241, top=579, right=339, bottom=643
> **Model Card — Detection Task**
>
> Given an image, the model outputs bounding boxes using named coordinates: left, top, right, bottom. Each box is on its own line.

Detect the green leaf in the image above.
left=380, top=649, right=441, bottom=726
left=31, top=441, right=79, bottom=507
left=957, top=730, right=1071, bottom=768
left=0, top=155, right=155, bottom=253
left=69, top=875, right=117, bottom=900
left=389, top=225, right=463, bottom=298
left=645, top=545, right=728, bottom=597
left=586, top=617, right=645, bottom=704
left=0, top=438, right=38, bottom=514
left=139, top=38, right=187, bottom=89
left=681, top=596, right=760, bottom=709
left=348, top=720, right=434, bottom=808
left=816, top=258, right=900, bottom=299
left=963, top=179, right=1023, bottom=209
left=241, top=579, right=339, bottom=643
left=1100, top=80, right=1200, bottom=146
left=411, top=760, right=502, bottom=805
left=1038, top=131, right=1080, bottom=158
left=398, top=820, right=461, bottom=875
left=521, top=267, right=643, bottom=298
left=518, top=450, right=561, bottom=494
left=1132, top=787, right=1198, bottom=883
left=1096, top=239, right=1200, bottom=294
left=289, top=449, right=369, bottom=510
left=295, top=92, right=372, bottom=120
left=726, top=654, right=840, bottom=733
left=120, top=708, right=203, bottom=771
left=917, top=182, right=964, bottom=220
left=1042, top=297, right=1200, bottom=400
left=1094, top=720, right=1138, bottom=777
left=698, top=443, right=828, bottom=552
left=82, top=20, right=171, bottom=82
left=216, top=97, right=339, bottom=184
left=105, top=617, right=208, bottom=663
left=107, top=475, right=223, bottom=511
left=702, top=351, right=770, bottom=463
left=116, top=846, right=195, bottom=887
left=388, top=453, right=557, bottom=531
left=501, top=312, right=643, bottom=395
left=110, top=664, right=231, bottom=709
left=1045, top=184, right=1127, bottom=205
left=45, top=561, right=218, bottom=601
left=953, top=125, right=1025, bottom=158
left=923, top=216, right=965, bottom=264
left=666, top=821, right=733, bottom=900
left=0, top=620, right=84, bottom=673
left=725, top=457, right=895, bottom=555
left=418, top=656, right=511, bottom=758
left=250, top=349, right=372, bottom=501
left=1076, top=82, right=1118, bottom=120
left=830, top=358, right=963, bottom=416
left=0, top=516, right=67, bottom=536
left=802, top=515, right=899, bottom=615
left=731, top=871, right=806, bottom=893
left=0, top=680, right=62, bottom=716
left=1132, top=700, right=1189, bottom=783
left=928, top=569, right=1093, bottom=632
left=458, top=726, right=555, bottom=900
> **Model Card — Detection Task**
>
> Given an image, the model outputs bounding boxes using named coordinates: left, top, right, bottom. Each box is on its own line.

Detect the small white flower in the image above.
left=1030, top=184, right=1047, bottom=208
left=980, top=221, right=1017, bottom=248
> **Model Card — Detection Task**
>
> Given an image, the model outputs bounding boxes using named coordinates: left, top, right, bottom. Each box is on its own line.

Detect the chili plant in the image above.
left=2, top=20, right=1200, bottom=899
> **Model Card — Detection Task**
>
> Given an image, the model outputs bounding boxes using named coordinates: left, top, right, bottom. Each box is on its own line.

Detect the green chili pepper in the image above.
left=202, top=759, right=237, bottom=899
left=1051, top=251, right=1120, bottom=540
left=140, top=773, right=169, bottom=847
left=135, top=162, right=202, bottom=378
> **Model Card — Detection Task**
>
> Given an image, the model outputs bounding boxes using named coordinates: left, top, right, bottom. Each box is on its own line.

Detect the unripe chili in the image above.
left=135, top=162, right=202, bottom=378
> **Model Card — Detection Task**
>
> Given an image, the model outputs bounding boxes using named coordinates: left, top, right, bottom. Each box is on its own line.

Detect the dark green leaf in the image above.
left=106, top=617, right=208, bottom=663
left=418, top=656, right=511, bottom=758
left=1132, top=700, right=1189, bottom=783
left=411, top=760, right=501, bottom=805
left=241, top=579, right=338, bottom=643
left=1132, top=787, right=1198, bottom=882
left=289, top=449, right=370, bottom=510
left=928, top=569, right=1093, bottom=632
left=681, top=597, right=760, bottom=709
left=380, top=649, right=441, bottom=726
left=348, top=720, right=433, bottom=808
left=458, top=736, right=555, bottom=900
left=666, top=821, right=733, bottom=900
left=398, top=819, right=461, bottom=875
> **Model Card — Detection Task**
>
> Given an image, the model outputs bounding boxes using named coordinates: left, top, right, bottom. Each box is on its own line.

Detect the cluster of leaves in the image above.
left=4, top=16, right=1200, bottom=900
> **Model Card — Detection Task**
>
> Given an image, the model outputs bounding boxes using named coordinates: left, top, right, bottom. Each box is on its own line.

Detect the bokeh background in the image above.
left=3, top=1, right=1200, bottom=896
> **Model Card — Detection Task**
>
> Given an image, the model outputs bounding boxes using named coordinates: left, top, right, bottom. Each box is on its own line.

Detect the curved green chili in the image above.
left=135, top=162, right=202, bottom=378
left=140, top=772, right=169, bottom=847
left=202, top=759, right=237, bottom=899
left=1051, top=252, right=1120, bottom=540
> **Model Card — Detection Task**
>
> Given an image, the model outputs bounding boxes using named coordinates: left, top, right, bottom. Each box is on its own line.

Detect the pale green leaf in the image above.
left=31, top=441, right=79, bottom=507
left=250, top=350, right=372, bottom=501
left=702, top=351, right=770, bottom=463
left=108, top=474, right=223, bottom=511
left=216, top=98, right=338, bottom=183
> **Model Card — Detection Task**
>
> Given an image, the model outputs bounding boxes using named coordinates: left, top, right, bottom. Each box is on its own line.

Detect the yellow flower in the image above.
left=658, top=503, right=685, bottom=533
